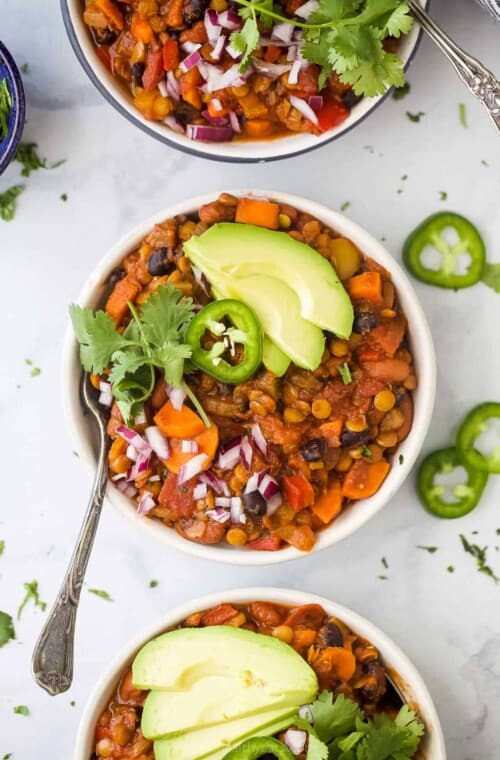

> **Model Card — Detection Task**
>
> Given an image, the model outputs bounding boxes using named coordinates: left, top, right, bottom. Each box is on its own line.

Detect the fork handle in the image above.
left=409, top=0, right=500, bottom=130
left=32, top=431, right=110, bottom=695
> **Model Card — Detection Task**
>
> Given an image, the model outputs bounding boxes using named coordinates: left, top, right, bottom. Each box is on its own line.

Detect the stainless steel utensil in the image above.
left=409, top=0, right=500, bottom=131
left=32, top=373, right=110, bottom=695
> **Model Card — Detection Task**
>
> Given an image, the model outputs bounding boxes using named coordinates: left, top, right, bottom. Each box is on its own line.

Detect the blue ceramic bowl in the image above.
left=0, top=42, right=26, bottom=175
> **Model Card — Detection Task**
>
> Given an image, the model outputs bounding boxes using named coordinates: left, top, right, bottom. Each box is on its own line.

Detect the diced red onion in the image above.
left=214, top=497, right=232, bottom=508
left=204, top=63, right=246, bottom=92
left=128, top=451, right=151, bottom=481
left=180, top=49, right=202, bottom=73
left=244, top=472, right=260, bottom=494
left=283, top=730, right=307, bottom=756
left=295, top=0, right=319, bottom=18
left=196, top=60, right=223, bottom=86
left=166, top=71, right=180, bottom=101
left=199, top=470, right=224, bottom=494
left=226, top=42, right=242, bottom=59
left=202, top=109, right=228, bottom=126
left=221, top=480, right=231, bottom=497
left=308, top=95, right=324, bottom=114
left=228, top=110, right=241, bottom=133
left=99, top=381, right=112, bottom=393
left=145, top=426, right=170, bottom=460
left=286, top=44, right=298, bottom=62
left=137, top=492, right=156, bottom=516
left=111, top=472, right=126, bottom=481
left=252, top=58, right=291, bottom=79
left=182, top=41, right=201, bottom=54
left=99, top=389, right=113, bottom=407
left=240, top=437, right=253, bottom=471
left=181, top=439, right=199, bottom=454
left=266, top=491, right=282, bottom=515
left=290, top=95, right=318, bottom=124
left=231, top=496, right=246, bottom=524
left=210, top=97, right=223, bottom=112
left=298, top=704, right=314, bottom=723
left=258, top=473, right=280, bottom=500
left=117, top=426, right=152, bottom=455
left=272, top=22, right=294, bottom=43
left=218, top=9, right=241, bottom=29
left=178, top=453, right=208, bottom=484
left=206, top=507, right=231, bottom=523
left=149, top=474, right=160, bottom=482
left=216, top=437, right=242, bottom=469
left=186, top=124, right=234, bottom=142
left=157, top=78, right=168, bottom=98
left=204, top=8, right=221, bottom=45
left=116, top=480, right=137, bottom=498
left=164, top=115, right=185, bottom=133
left=126, top=444, right=138, bottom=462
left=191, top=265, right=211, bottom=294
left=251, top=423, right=267, bottom=457
left=258, top=37, right=293, bottom=48
left=168, top=385, right=186, bottom=411
left=193, top=482, right=208, bottom=500
left=210, top=34, right=227, bottom=61
left=288, top=59, right=302, bottom=85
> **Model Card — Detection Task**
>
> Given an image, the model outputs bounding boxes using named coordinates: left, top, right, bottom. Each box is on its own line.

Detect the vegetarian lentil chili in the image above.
left=81, top=0, right=407, bottom=142
left=84, top=193, right=416, bottom=552
left=92, top=600, right=403, bottom=759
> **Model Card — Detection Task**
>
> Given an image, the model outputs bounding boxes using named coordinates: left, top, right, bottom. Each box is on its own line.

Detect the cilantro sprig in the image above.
left=70, top=284, right=209, bottom=426
left=230, top=0, right=413, bottom=96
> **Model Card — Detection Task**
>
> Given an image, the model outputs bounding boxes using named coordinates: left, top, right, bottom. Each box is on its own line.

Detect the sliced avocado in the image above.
left=153, top=706, right=295, bottom=760
left=133, top=626, right=318, bottom=736
left=184, top=222, right=354, bottom=338
left=262, top=337, right=290, bottom=377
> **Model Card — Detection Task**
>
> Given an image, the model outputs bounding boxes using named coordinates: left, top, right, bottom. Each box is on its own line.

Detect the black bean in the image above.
left=342, top=90, right=363, bottom=110
left=175, top=100, right=202, bottom=125
left=340, top=428, right=371, bottom=448
left=353, top=310, right=379, bottom=334
left=317, top=621, right=344, bottom=648
left=148, top=248, right=173, bottom=277
left=183, top=0, right=208, bottom=25
left=131, top=62, right=146, bottom=88
left=301, top=437, right=326, bottom=462
left=242, top=490, right=267, bottom=517
left=106, top=266, right=125, bottom=286
left=360, top=681, right=379, bottom=702
left=90, top=27, right=118, bottom=46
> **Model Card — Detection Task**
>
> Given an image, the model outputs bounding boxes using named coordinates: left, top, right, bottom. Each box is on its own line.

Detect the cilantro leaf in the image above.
left=382, top=3, right=412, bottom=36
left=312, top=691, right=363, bottom=743
left=17, top=581, right=47, bottom=620
left=13, top=706, right=29, bottom=717
left=139, top=284, right=195, bottom=349
left=0, top=540, right=4, bottom=556
left=481, top=262, right=500, bottom=294
left=339, top=362, right=352, bottom=385
left=88, top=588, right=113, bottom=601
left=70, top=305, right=129, bottom=374
left=0, top=185, right=24, bottom=222
left=15, top=143, right=65, bottom=177
left=392, top=81, right=410, bottom=100
left=0, top=611, right=15, bottom=648
left=230, top=15, right=260, bottom=70
left=340, top=50, right=405, bottom=97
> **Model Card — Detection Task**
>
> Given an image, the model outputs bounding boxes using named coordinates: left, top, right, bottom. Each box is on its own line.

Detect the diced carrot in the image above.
left=283, top=473, right=315, bottom=512
left=235, top=197, right=280, bottom=230
left=264, top=44, right=281, bottom=63
left=95, top=0, right=124, bottom=29
left=154, top=401, right=206, bottom=438
left=292, top=628, right=317, bottom=649
left=105, top=277, right=140, bottom=325
left=277, top=524, right=316, bottom=552
left=247, top=535, right=282, bottom=551
left=180, top=20, right=208, bottom=43
left=284, top=604, right=326, bottom=629
left=182, top=87, right=202, bottom=109
left=239, top=93, right=268, bottom=120
left=130, top=12, right=153, bottom=43
left=363, top=359, right=410, bottom=382
left=207, top=100, right=229, bottom=118
left=312, top=479, right=343, bottom=524
left=314, top=647, right=356, bottom=682
left=166, top=0, right=184, bottom=27
left=371, top=316, right=406, bottom=356
left=163, top=37, right=180, bottom=71
left=342, top=459, right=390, bottom=500
left=163, top=425, right=219, bottom=474
left=348, top=271, right=383, bottom=304
left=318, top=419, right=343, bottom=447
left=201, top=604, right=238, bottom=626
left=244, top=119, right=273, bottom=139
left=179, top=67, right=202, bottom=93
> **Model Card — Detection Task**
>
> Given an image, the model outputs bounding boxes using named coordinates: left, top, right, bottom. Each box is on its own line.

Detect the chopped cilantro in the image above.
left=417, top=545, right=438, bottom=554
left=0, top=540, right=4, bottom=556
left=497, top=529, right=500, bottom=535
left=381, top=557, right=388, bottom=569
left=460, top=534, right=499, bottom=583
left=70, top=700, right=76, bottom=707
left=340, top=201, right=350, bottom=212
left=30, top=367, right=41, bottom=377
left=21, top=63, right=29, bottom=74
left=0, top=77, right=12, bottom=140
left=447, top=565, right=455, bottom=573
left=149, top=580, right=158, bottom=588
left=378, top=575, right=388, bottom=580
left=17, top=581, right=47, bottom=619
left=88, top=588, right=113, bottom=601
left=3, top=754, right=13, bottom=759
left=338, top=362, right=352, bottom=386
left=0, top=185, right=24, bottom=221
left=481, top=159, right=489, bottom=167
left=14, top=142, right=65, bottom=177
left=393, top=82, right=410, bottom=100
left=0, top=611, right=15, bottom=648
left=399, top=454, right=404, bottom=465
left=13, top=706, right=29, bottom=716
left=361, top=445, right=372, bottom=460
left=60, top=193, right=68, bottom=202
left=481, top=262, right=500, bottom=294
left=439, top=191, right=448, bottom=201
left=459, top=102, right=467, bottom=128
left=406, top=110, right=425, bottom=123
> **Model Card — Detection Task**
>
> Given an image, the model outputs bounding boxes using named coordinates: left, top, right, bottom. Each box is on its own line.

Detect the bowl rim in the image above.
left=0, top=41, right=26, bottom=176
left=60, top=0, right=428, bottom=164
left=62, top=189, right=436, bottom=566
left=72, top=586, right=447, bottom=760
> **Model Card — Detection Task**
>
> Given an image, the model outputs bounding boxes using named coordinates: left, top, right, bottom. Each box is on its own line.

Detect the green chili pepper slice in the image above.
left=222, top=737, right=294, bottom=760
left=186, top=299, right=262, bottom=384
left=417, top=446, right=488, bottom=518
left=457, top=402, right=500, bottom=474
left=403, top=212, right=485, bottom=289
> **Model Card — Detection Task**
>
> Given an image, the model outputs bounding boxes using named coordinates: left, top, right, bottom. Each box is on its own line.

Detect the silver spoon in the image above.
left=32, top=373, right=110, bottom=695
left=408, top=0, right=500, bottom=130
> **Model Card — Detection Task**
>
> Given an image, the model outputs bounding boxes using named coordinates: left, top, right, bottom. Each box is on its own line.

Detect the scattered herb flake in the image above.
left=447, top=565, right=455, bottom=573
left=481, top=262, right=500, bottom=294
left=0, top=185, right=24, bottom=222
left=460, top=534, right=499, bottom=583
left=439, top=191, right=448, bottom=201
left=496, top=529, right=500, bottom=535
left=459, top=102, right=467, bottom=128
left=0, top=77, right=12, bottom=140
left=406, top=110, right=425, bottom=123
left=381, top=557, right=388, bottom=569
left=60, top=193, right=68, bottom=202
left=378, top=575, right=389, bottom=580
left=417, top=545, right=438, bottom=554
left=399, top=454, right=404, bottom=465
left=481, top=159, right=489, bottom=166
left=0, top=540, right=4, bottom=556
left=13, top=706, right=29, bottom=717
left=340, top=201, right=350, bottom=212
left=0, top=611, right=15, bottom=648
left=149, top=580, right=158, bottom=588
left=17, top=580, right=47, bottom=620
left=3, top=754, right=13, bottom=759
left=338, top=362, right=352, bottom=386
left=88, top=588, right=113, bottom=602
left=361, top=445, right=372, bottom=460
left=20, top=63, right=29, bottom=74
left=14, top=142, right=65, bottom=177
left=70, top=700, right=76, bottom=707
left=24, top=358, right=32, bottom=365
left=30, top=367, right=41, bottom=377
left=393, top=82, right=410, bottom=100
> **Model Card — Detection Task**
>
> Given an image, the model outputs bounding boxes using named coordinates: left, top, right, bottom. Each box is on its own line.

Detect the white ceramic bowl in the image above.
left=61, top=0, right=428, bottom=163
left=62, top=189, right=436, bottom=566
left=73, top=587, right=446, bottom=760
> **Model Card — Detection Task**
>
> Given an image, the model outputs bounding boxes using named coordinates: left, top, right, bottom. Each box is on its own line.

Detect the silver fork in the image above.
left=32, top=372, right=111, bottom=695
left=408, top=0, right=500, bottom=131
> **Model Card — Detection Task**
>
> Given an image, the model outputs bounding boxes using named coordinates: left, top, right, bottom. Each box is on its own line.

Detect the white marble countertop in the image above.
left=1, top=0, right=500, bottom=756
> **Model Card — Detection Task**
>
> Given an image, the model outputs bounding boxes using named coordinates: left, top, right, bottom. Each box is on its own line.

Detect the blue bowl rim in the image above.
left=60, top=1, right=426, bottom=164
left=0, top=41, right=26, bottom=176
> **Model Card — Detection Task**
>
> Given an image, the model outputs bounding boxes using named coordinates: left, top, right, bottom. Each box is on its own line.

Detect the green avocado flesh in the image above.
left=262, top=337, right=290, bottom=377
left=133, top=626, right=318, bottom=742
left=184, top=222, right=354, bottom=338
left=153, top=708, right=295, bottom=760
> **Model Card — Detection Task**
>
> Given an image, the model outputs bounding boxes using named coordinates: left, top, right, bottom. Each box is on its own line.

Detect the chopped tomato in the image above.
left=163, top=37, right=180, bottom=71
left=142, top=50, right=164, bottom=92
left=264, top=45, right=281, bottom=63
left=158, top=473, right=196, bottom=519
left=283, top=473, right=315, bottom=511
left=317, top=97, right=349, bottom=132
left=95, top=45, right=111, bottom=70
left=247, top=535, right=282, bottom=551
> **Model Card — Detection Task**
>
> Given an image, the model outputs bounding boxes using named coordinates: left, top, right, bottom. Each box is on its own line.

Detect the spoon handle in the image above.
left=32, top=429, right=110, bottom=695
left=409, top=0, right=500, bottom=130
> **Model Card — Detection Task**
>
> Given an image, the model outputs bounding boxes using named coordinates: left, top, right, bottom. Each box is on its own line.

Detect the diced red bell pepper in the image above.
left=142, top=50, right=164, bottom=92
left=95, top=45, right=112, bottom=70
left=317, top=97, right=349, bottom=132
left=163, top=37, right=180, bottom=71
left=283, top=473, right=315, bottom=512
left=247, top=535, right=282, bottom=551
